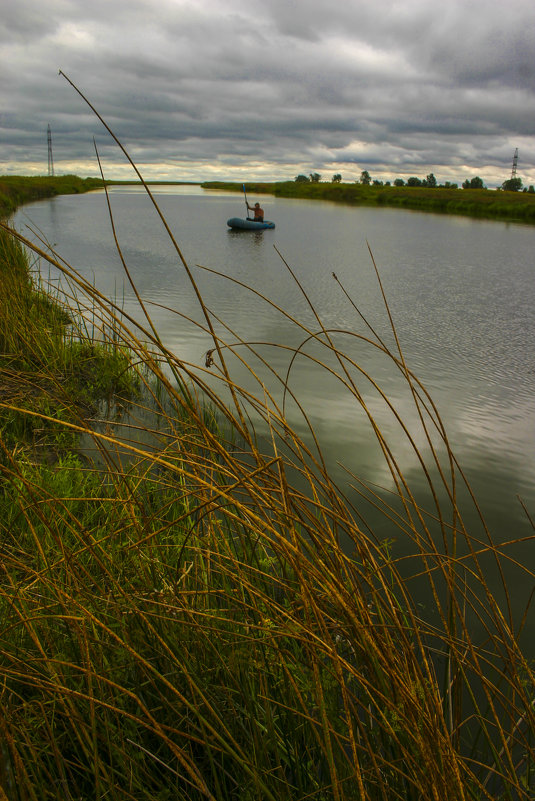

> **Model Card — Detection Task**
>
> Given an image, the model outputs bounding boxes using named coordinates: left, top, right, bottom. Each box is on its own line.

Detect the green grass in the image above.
left=0, top=149, right=534, bottom=800
left=0, top=226, right=139, bottom=461
left=202, top=180, right=535, bottom=223
left=0, top=175, right=105, bottom=218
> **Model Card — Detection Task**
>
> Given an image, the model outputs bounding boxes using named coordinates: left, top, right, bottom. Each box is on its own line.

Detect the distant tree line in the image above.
left=294, top=171, right=535, bottom=193
left=295, top=173, right=322, bottom=183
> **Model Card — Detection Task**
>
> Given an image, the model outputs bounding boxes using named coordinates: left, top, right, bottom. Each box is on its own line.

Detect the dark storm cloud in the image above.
left=1, top=0, right=534, bottom=185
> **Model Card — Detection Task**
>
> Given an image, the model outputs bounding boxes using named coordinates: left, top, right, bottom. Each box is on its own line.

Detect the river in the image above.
left=13, top=185, right=535, bottom=643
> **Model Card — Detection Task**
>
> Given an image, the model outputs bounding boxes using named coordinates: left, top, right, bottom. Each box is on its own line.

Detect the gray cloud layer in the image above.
left=1, top=0, right=534, bottom=185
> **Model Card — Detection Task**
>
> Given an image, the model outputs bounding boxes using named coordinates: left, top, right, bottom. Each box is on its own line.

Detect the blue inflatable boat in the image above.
left=227, top=217, right=275, bottom=231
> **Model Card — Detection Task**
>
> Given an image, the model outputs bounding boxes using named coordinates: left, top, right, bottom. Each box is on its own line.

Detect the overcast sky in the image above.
left=1, top=0, right=534, bottom=186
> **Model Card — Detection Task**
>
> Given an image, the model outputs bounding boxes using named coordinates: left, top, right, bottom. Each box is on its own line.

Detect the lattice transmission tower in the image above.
left=511, top=148, right=518, bottom=179
left=47, top=124, right=54, bottom=176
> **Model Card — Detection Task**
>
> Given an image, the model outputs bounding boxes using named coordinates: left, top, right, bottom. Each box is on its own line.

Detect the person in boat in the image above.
left=247, top=201, right=264, bottom=222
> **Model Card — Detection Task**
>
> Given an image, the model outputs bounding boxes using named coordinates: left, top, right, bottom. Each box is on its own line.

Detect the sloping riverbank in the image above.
left=0, top=174, right=105, bottom=218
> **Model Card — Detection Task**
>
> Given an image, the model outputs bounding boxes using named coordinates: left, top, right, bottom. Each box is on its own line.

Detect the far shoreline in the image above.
left=3, top=174, right=535, bottom=225
left=200, top=179, right=535, bottom=225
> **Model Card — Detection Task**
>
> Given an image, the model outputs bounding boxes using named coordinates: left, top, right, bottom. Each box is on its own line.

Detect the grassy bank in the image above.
left=203, top=180, right=535, bottom=223
left=0, top=225, right=139, bottom=460
left=0, top=175, right=105, bottom=218
left=0, top=177, right=534, bottom=801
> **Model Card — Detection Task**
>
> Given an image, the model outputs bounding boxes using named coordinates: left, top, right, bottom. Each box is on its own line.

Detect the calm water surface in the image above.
left=13, top=186, right=535, bottom=635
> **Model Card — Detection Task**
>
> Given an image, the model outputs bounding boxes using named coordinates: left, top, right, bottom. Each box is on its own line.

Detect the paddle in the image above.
left=243, top=184, right=251, bottom=219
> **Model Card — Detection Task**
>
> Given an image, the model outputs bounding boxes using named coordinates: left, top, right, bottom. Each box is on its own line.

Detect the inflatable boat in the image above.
left=227, top=217, right=275, bottom=231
